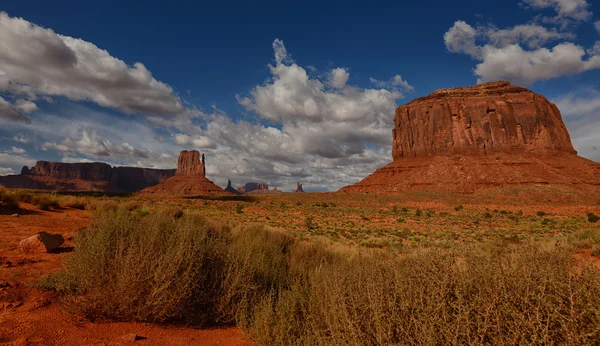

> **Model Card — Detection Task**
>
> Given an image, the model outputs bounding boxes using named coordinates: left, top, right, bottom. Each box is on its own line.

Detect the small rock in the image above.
left=119, top=333, right=140, bottom=342
left=11, top=214, right=19, bottom=217
left=20, top=232, right=64, bottom=254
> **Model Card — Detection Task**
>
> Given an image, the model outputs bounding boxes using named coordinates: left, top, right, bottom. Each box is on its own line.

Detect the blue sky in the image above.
left=0, top=0, right=599, bottom=191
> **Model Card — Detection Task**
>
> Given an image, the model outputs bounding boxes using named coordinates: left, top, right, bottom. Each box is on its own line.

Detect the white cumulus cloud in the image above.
left=0, top=12, right=186, bottom=117
left=444, top=12, right=600, bottom=84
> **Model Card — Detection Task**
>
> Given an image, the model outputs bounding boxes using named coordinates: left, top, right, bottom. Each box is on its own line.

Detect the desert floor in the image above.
left=1, top=188, right=599, bottom=345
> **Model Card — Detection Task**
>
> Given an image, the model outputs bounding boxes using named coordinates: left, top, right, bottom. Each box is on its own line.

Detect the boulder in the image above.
left=20, top=232, right=64, bottom=253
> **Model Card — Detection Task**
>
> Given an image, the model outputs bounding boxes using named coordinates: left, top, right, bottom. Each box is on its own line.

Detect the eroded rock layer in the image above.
left=341, top=81, right=600, bottom=193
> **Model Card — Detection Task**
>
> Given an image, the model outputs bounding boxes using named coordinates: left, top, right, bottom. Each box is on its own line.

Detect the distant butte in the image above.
left=141, top=150, right=229, bottom=196
left=0, top=161, right=174, bottom=192
left=340, top=81, right=600, bottom=194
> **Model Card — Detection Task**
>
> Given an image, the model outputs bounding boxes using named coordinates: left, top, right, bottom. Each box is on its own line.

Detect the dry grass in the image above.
left=39, top=207, right=600, bottom=345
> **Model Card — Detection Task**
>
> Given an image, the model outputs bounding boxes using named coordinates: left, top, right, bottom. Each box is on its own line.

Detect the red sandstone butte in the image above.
left=340, top=81, right=600, bottom=194
left=176, top=150, right=206, bottom=176
left=142, top=150, right=229, bottom=196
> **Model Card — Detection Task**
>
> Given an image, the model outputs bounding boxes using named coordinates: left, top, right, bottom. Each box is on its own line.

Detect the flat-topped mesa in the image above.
left=176, top=150, right=206, bottom=177
left=392, top=81, right=576, bottom=160
left=24, top=161, right=113, bottom=181
left=3, top=161, right=175, bottom=192
left=238, top=183, right=268, bottom=194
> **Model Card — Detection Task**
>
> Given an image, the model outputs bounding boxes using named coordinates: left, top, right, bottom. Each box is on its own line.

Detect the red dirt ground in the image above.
left=0, top=203, right=251, bottom=346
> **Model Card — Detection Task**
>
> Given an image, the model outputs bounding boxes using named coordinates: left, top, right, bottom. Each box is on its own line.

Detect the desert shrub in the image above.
left=39, top=209, right=297, bottom=325
left=86, top=199, right=119, bottom=213
left=31, top=194, right=60, bottom=211
left=305, top=216, right=314, bottom=230
left=0, top=187, right=19, bottom=209
left=59, top=196, right=88, bottom=210
left=42, top=209, right=600, bottom=345
left=242, top=243, right=600, bottom=345
left=454, top=204, right=464, bottom=211
left=537, top=211, right=547, bottom=217
left=235, top=204, right=244, bottom=214
left=120, top=200, right=140, bottom=211
left=568, top=230, right=600, bottom=248
left=415, top=209, right=422, bottom=217
left=588, top=212, right=600, bottom=223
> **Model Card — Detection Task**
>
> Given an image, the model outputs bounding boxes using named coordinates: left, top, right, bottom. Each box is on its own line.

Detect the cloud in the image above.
left=15, top=99, right=38, bottom=113
left=475, top=42, right=600, bottom=84
left=444, top=18, right=600, bottom=84
left=41, top=129, right=152, bottom=160
left=0, top=167, right=15, bottom=176
left=595, top=20, right=600, bottom=33
left=521, top=0, right=592, bottom=27
left=173, top=133, right=217, bottom=149
left=12, top=134, right=29, bottom=143
left=0, top=152, right=35, bottom=167
left=0, top=96, right=31, bottom=123
left=553, top=89, right=600, bottom=162
left=486, top=24, right=575, bottom=48
left=0, top=12, right=185, bottom=117
left=8, top=146, right=26, bottom=154
left=369, top=75, right=414, bottom=91
left=328, top=68, right=349, bottom=89
left=2, top=38, right=406, bottom=191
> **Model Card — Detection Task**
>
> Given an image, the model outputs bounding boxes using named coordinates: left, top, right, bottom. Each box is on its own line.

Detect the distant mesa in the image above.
left=340, top=81, right=600, bottom=194
left=224, top=179, right=241, bottom=195
left=293, top=182, right=305, bottom=193
left=142, top=150, right=229, bottom=196
left=0, top=161, right=174, bottom=192
left=237, top=182, right=281, bottom=194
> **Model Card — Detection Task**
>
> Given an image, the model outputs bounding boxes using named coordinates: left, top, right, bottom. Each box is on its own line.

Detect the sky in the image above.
left=0, top=0, right=599, bottom=191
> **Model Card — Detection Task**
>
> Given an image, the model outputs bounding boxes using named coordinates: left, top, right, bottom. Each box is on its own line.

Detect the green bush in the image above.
left=588, top=212, right=600, bottom=223
left=415, top=209, right=422, bottom=217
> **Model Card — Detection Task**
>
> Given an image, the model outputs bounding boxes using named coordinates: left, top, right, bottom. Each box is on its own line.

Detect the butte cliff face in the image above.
left=141, top=150, right=228, bottom=196
left=392, top=81, right=575, bottom=159
left=341, top=81, right=600, bottom=194
left=0, top=161, right=174, bottom=192
left=176, top=150, right=206, bottom=176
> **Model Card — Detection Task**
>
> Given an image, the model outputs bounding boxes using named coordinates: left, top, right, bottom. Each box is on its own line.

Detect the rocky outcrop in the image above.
left=341, top=81, right=600, bottom=194
left=142, top=151, right=229, bottom=196
left=176, top=150, right=206, bottom=176
left=0, top=161, right=174, bottom=192
left=224, top=180, right=242, bottom=195
left=238, top=183, right=269, bottom=194
left=294, top=182, right=305, bottom=193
